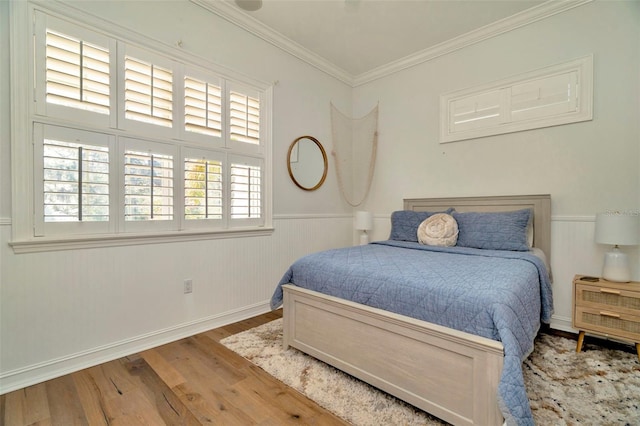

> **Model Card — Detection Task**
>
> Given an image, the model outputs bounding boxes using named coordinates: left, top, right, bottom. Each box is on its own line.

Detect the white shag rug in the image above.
left=221, top=319, right=640, bottom=425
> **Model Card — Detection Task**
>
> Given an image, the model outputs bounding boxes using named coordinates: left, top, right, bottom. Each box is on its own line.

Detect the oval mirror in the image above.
left=287, top=136, right=328, bottom=191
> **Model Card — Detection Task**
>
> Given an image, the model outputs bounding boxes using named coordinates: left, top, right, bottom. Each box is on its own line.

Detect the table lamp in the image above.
left=595, top=212, right=639, bottom=282
left=355, top=211, right=373, bottom=245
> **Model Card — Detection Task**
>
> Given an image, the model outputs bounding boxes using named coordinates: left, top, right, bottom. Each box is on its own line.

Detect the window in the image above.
left=45, top=29, right=110, bottom=115
left=124, top=55, right=173, bottom=128
left=124, top=150, right=174, bottom=222
left=230, top=90, right=260, bottom=145
left=230, top=157, right=262, bottom=221
left=184, top=157, right=223, bottom=221
left=440, top=55, right=593, bottom=143
left=12, top=5, right=272, bottom=250
left=33, top=124, right=115, bottom=237
left=43, top=139, right=110, bottom=222
left=184, top=76, right=222, bottom=138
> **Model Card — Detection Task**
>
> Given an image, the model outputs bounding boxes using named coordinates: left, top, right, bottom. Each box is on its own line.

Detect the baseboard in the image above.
left=549, top=314, right=575, bottom=334
left=0, top=301, right=271, bottom=395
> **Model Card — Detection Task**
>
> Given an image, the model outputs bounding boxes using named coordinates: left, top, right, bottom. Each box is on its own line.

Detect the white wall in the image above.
left=0, top=0, right=353, bottom=393
left=353, top=0, right=640, bottom=331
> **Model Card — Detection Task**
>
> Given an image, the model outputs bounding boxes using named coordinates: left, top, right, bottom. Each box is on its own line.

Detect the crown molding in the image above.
left=189, top=0, right=592, bottom=88
left=190, top=0, right=354, bottom=86
left=353, top=0, right=593, bottom=86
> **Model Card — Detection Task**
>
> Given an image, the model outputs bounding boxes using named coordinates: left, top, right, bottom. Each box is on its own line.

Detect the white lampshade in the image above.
left=595, top=212, right=639, bottom=246
left=355, top=211, right=373, bottom=231
left=595, top=212, right=639, bottom=282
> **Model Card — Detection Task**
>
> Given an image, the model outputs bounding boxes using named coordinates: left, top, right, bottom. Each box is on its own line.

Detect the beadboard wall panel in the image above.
left=0, top=215, right=352, bottom=394
left=549, top=216, right=639, bottom=332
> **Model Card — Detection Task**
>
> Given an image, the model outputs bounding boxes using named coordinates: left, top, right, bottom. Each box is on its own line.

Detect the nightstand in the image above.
left=573, top=275, right=640, bottom=362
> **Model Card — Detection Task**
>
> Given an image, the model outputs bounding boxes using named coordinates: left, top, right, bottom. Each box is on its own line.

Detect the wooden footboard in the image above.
left=282, top=284, right=504, bottom=426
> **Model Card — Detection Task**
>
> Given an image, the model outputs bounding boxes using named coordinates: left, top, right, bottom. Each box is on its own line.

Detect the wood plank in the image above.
left=71, top=357, right=167, bottom=425
left=122, top=355, right=199, bottom=425
left=45, top=374, right=88, bottom=425
left=3, top=390, right=26, bottom=426
left=140, top=348, right=186, bottom=389
left=234, top=363, right=347, bottom=425
left=17, top=383, right=50, bottom=425
left=1, top=310, right=345, bottom=426
left=155, top=340, right=256, bottom=425
left=71, top=369, right=111, bottom=426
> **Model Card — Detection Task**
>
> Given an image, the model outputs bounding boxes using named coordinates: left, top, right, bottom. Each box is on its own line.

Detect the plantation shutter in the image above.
left=440, top=56, right=592, bottom=143
left=230, top=157, right=262, bottom=221
left=124, top=150, right=174, bottom=221
left=43, top=139, right=109, bottom=222
left=45, top=29, right=110, bottom=114
left=510, top=71, right=578, bottom=123
left=229, top=90, right=260, bottom=145
left=184, top=76, right=222, bottom=138
left=124, top=56, right=173, bottom=128
left=28, top=10, right=272, bottom=241
left=449, top=90, right=504, bottom=133
left=34, top=124, right=114, bottom=237
left=184, top=156, right=223, bottom=221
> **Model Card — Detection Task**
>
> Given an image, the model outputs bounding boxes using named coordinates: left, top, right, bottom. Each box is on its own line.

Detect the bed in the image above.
left=270, top=195, right=552, bottom=426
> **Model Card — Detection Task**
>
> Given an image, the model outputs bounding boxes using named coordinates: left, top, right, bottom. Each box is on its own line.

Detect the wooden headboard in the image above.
left=404, top=194, right=551, bottom=259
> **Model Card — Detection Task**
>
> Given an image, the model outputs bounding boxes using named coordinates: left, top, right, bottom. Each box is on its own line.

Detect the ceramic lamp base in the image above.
left=602, top=246, right=631, bottom=283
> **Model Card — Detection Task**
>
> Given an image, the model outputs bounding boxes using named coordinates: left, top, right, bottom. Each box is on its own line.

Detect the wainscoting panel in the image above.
left=0, top=215, right=353, bottom=394
left=548, top=216, right=639, bottom=333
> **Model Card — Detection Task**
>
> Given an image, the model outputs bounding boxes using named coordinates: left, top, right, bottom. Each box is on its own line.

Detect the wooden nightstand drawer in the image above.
left=575, top=283, right=640, bottom=317
left=573, top=275, right=640, bottom=362
left=574, top=306, right=640, bottom=342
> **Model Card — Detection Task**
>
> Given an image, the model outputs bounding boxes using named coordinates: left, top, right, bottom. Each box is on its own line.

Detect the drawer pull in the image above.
left=599, top=311, right=621, bottom=319
left=600, top=288, right=621, bottom=295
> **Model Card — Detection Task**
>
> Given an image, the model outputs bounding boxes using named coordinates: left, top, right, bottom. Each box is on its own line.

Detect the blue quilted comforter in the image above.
left=270, top=240, right=553, bottom=426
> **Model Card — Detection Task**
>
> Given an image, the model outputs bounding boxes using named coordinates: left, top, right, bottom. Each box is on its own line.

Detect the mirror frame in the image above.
left=287, top=135, right=328, bottom=191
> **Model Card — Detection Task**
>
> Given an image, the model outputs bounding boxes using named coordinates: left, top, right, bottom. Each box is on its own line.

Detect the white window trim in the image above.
left=9, top=1, right=273, bottom=253
left=439, top=55, right=593, bottom=143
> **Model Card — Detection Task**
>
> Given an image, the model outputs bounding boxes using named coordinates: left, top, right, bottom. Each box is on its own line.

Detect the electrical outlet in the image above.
left=184, top=279, right=193, bottom=294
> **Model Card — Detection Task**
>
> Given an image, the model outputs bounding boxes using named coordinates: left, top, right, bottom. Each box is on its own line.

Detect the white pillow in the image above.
left=417, top=213, right=459, bottom=247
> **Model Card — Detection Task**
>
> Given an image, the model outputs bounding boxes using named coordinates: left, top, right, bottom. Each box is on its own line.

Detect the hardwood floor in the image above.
left=0, top=310, right=348, bottom=426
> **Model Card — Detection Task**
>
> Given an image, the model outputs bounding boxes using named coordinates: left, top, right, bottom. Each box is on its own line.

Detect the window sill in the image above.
left=9, top=227, right=275, bottom=254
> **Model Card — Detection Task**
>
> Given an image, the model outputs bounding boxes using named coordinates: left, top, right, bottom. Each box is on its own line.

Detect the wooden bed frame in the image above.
left=282, top=194, right=551, bottom=426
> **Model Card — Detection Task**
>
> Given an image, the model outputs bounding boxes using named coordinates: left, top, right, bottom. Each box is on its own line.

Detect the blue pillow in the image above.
left=453, top=208, right=532, bottom=251
left=389, top=208, right=454, bottom=242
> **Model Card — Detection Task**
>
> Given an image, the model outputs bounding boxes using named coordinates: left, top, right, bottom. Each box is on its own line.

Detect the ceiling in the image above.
left=194, top=0, right=584, bottom=85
